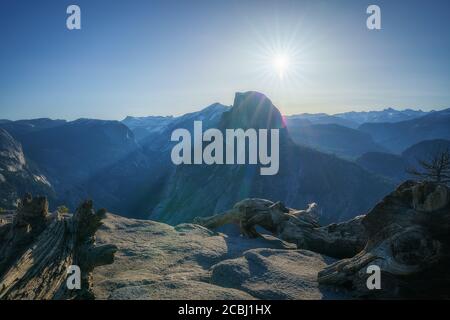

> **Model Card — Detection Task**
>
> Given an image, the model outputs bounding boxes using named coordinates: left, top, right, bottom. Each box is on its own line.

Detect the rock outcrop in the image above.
left=195, top=181, right=450, bottom=299
left=219, top=91, right=285, bottom=130
left=0, top=195, right=117, bottom=299
left=318, top=181, right=450, bottom=299
left=209, top=248, right=342, bottom=300
left=0, top=128, right=54, bottom=209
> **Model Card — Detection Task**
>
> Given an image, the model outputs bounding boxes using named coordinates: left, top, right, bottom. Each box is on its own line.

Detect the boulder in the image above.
left=318, top=181, right=450, bottom=299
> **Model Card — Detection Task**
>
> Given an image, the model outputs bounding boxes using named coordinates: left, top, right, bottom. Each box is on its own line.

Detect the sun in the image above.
left=272, top=54, right=290, bottom=79
left=249, top=23, right=311, bottom=86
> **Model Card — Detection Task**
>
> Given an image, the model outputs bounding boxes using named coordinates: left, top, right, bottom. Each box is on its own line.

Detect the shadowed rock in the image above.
left=318, top=181, right=450, bottom=299
left=0, top=195, right=117, bottom=300
left=195, top=181, right=450, bottom=299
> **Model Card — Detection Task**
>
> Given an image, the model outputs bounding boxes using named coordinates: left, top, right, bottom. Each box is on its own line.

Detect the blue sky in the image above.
left=0, top=0, right=449, bottom=120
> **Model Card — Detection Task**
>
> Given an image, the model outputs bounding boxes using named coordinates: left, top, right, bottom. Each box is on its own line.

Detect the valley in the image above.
left=2, top=91, right=449, bottom=226
left=1, top=91, right=449, bottom=300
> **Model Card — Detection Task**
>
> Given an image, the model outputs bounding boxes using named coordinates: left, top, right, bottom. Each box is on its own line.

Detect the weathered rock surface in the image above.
left=93, top=213, right=345, bottom=300
left=209, top=248, right=344, bottom=300
left=0, top=195, right=117, bottom=299
left=318, top=181, right=450, bottom=299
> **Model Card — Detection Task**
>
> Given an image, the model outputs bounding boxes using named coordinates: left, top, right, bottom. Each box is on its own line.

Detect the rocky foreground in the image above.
left=1, top=181, right=449, bottom=299
left=93, top=214, right=344, bottom=300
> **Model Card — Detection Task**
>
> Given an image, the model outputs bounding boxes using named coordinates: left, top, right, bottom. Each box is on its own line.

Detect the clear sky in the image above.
left=1, top=0, right=449, bottom=120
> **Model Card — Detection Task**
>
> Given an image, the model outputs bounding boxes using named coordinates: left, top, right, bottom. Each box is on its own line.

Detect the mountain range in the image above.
left=359, top=108, right=450, bottom=152
left=356, top=139, right=450, bottom=183
left=1, top=92, right=448, bottom=227
left=285, top=120, right=386, bottom=159
left=284, top=108, right=449, bottom=158
left=335, top=108, right=431, bottom=125
left=149, top=92, right=392, bottom=224
left=287, top=108, right=431, bottom=129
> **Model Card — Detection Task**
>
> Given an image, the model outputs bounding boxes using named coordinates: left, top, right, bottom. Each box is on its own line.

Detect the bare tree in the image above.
left=407, top=148, right=450, bottom=184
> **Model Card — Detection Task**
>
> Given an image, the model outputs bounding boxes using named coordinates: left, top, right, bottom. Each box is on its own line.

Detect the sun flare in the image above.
left=272, top=54, right=290, bottom=78
left=251, top=24, right=310, bottom=86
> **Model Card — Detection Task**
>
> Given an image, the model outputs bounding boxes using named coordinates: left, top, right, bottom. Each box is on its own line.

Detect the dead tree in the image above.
left=194, top=199, right=368, bottom=259
left=0, top=194, right=117, bottom=300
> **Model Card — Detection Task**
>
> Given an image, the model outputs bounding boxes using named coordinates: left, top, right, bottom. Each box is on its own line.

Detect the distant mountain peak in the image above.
left=192, top=103, right=230, bottom=118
